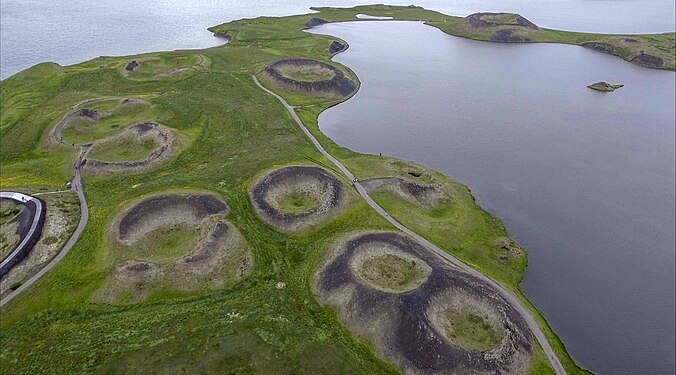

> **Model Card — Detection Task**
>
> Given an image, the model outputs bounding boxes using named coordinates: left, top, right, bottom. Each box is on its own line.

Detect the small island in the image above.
left=588, top=81, right=624, bottom=92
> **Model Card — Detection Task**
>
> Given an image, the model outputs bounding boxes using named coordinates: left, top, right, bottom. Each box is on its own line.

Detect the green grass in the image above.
left=124, top=54, right=207, bottom=80
left=277, top=191, right=321, bottom=213
left=61, top=102, right=156, bottom=145
left=119, top=224, right=202, bottom=263
left=441, top=310, right=504, bottom=352
left=282, top=69, right=335, bottom=82
left=87, top=138, right=159, bottom=162
left=358, top=254, right=424, bottom=292
left=0, top=4, right=622, bottom=375
left=0, top=200, right=21, bottom=226
left=481, top=13, right=519, bottom=25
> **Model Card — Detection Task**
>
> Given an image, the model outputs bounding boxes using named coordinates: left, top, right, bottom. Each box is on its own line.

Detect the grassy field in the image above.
left=441, top=310, right=504, bottom=352
left=1, top=4, right=652, bottom=374
left=277, top=191, right=321, bottom=213
left=86, top=138, right=159, bottom=162
left=357, top=254, right=428, bottom=292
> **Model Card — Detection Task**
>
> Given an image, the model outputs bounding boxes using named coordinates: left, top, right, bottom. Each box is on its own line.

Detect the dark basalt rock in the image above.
left=118, top=194, right=228, bottom=241
left=329, top=41, right=346, bottom=54
left=182, top=221, right=230, bottom=263
left=131, top=121, right=157, bottom=134
left=305, top=17, right=328, bottom=28
left=315, top=232, right=534, bottom=374
left=125, top=60, right=140, bottom=72
left=581, top=41, right=617, bottom=54
left=126, top=262, right=152, bottom=272
left=75, top=108, right=100, bottom=119
left=490, top=29, right=527, bottom=42
left=633, top=51, right=664, bottom=68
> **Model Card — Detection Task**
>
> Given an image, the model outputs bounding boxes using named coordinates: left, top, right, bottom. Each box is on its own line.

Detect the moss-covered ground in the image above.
left=441, top=310, right=504, bottom=352
left=277, top=191, right=321, bottom=214
left=87, top=137, right=159, bottom=162
left=357, top=254, right=425, bottom=292
left=1, top=4, right=654, bottom=374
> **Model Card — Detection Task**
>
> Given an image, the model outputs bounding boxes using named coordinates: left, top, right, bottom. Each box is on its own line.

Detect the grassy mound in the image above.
left=440, top=309, right=504, bottom=352
left=249, top=165, right=348, bottom=233
left=261, top=59, right=357, bottom=97
left=58, top=99, right=155, bottom=145
left=122, top=54, right=209, bottom=80
left=97, top=192, right=251, bottom=304
left=83, top=122, right=181, bottom=175
left=355, top=253, right=431, bottom=293
left=314, top=232, right=535, bottom=374
left=86, top=137, right=159, bottom=162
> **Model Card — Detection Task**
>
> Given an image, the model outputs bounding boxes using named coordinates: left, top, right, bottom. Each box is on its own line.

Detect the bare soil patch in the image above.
left=249, top=166, right=348, bottom=233
left=314, top=232, right=533, bottom=374
left=262, top=59, right=357, bottom=97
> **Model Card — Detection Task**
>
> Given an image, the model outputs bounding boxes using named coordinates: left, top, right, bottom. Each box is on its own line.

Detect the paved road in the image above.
left=252, top=75, right=567, bottom=375
left=0, top=192, right=44, bottom=278
left=0, top=117, right=91, bottom=308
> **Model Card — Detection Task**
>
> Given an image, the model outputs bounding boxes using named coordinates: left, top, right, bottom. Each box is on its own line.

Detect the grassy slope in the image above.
left=2, top=4, right=659, bottom=374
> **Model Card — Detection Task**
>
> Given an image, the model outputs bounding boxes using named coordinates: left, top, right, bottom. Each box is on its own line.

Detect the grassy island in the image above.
left=4, top=4, right=665, bottom=374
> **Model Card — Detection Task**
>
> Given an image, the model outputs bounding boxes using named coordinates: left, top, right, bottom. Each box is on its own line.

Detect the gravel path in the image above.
left=0, top=111, right=91, bottom=307
left=252, top=74, right=566, bottom=375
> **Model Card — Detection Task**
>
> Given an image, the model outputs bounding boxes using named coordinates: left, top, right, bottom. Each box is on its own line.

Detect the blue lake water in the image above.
left=311, top=21, right=675, bottom=375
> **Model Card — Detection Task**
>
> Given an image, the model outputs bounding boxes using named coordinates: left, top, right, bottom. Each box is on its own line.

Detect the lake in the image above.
left=311, top=21, right=675, bottom=375
left=1, top=0, right=675, bottom=79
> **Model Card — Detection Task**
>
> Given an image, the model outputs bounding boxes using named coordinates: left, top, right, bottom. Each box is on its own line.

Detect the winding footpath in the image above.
left=0, top=110, right=91, bottom=308
left=252, top=75, right=567, bottom=375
